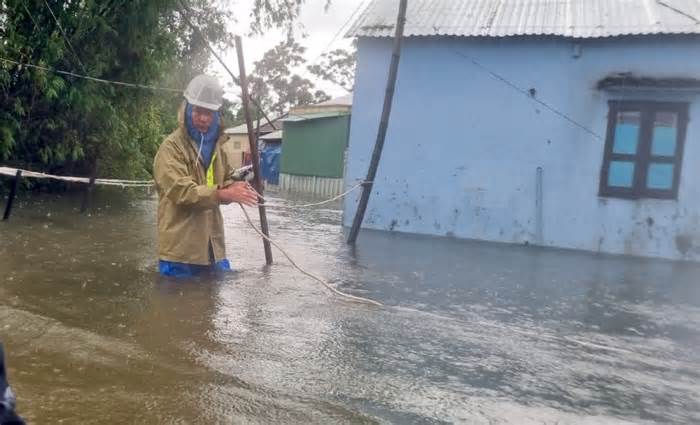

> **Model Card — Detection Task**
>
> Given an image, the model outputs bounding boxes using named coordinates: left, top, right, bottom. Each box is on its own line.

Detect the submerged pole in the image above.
left=3, top=170, right=22, bottom=221
left=347, top=0, right=408, bottom=245
left=535, top=167, right=544, bottom=245
left=80, top=161, right=98, bottom=213
left=236, top=35, right=273, bottom=265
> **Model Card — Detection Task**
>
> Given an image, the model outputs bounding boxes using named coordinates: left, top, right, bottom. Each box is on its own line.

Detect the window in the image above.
left=599, top=101, right=688, bottom=200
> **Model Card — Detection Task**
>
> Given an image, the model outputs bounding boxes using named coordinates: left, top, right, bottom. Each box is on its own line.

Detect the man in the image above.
left=154, top=75, right=258, bottom=277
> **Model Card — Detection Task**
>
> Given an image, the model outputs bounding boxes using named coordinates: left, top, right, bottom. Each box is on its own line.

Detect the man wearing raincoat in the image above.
left=154, top=75, right=257, bottom=277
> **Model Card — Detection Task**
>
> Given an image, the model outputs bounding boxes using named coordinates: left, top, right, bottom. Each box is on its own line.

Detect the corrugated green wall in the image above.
left=281, top=115, right=350, bottom=178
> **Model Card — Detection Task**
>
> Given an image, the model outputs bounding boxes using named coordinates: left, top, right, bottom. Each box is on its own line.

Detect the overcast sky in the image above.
left=213, top=0, right=368, bottom=102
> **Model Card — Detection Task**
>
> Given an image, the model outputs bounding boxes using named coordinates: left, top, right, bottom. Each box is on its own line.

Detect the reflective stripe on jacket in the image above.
left=153, top=105, right=239, bottom=265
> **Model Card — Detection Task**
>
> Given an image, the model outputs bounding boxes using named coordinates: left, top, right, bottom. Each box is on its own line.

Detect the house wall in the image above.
left=281, top=115, right=350, bottom=178
left=226, top=134, right=250, bottom=169
left=343, top=35, right=700, bottom=261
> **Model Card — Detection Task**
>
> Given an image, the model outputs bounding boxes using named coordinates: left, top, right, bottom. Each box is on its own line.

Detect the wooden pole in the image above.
left=347, top=0, right=408, bottom=245
left=80, top=160, right=97, bottom=213
left=3, top=170, right=22, bottom=221
left=236, top=35, right=273, bottom=265
left=177, top=1, right=277, bottom=131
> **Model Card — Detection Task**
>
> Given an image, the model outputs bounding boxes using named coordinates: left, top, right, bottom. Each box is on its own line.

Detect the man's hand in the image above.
left=217, top=182, right=258, bottom=206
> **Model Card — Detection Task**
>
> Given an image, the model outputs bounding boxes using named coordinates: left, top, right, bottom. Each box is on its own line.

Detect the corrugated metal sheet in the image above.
left=224, top=115, right=285, bottom=135
left=279, top=173, right=345, bottom=198
left=282, top=111, right=349, bottom=122
left=259, top=130, right=283, bottom=140
left=348, top=0, right=700, bottom=39
left=316, top=94, right=353, bottom=107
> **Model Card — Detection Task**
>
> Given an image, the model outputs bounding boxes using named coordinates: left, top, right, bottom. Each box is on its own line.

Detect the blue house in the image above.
left=343, top=0, right=700, bottom=261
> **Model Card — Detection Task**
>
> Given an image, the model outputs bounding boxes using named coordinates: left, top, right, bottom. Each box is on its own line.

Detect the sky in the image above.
left=213, top=0, right=369, bottom=102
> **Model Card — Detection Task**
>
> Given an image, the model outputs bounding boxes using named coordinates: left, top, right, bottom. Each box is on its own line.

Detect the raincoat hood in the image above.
left=185, top=102, right=220, bottom=167
left=153, top=105, right=239, bottom=266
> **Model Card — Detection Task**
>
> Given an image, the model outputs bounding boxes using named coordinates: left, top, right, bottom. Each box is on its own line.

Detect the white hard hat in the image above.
left=184, top=74, right=224, bottom=110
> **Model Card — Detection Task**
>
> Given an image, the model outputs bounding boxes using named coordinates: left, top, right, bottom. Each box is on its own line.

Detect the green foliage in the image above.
left=0, top=0, right=234, bottom=183
left=308, top=41, right=357, bottom=92
left=247, top=39, right=331, bottom=117
left=0, top=0, right=335, bottom=187
left=249, top=0, right=332, bottom=35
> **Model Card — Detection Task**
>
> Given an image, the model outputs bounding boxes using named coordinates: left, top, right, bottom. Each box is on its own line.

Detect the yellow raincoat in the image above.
left=153, top=105, right=239, bottom=265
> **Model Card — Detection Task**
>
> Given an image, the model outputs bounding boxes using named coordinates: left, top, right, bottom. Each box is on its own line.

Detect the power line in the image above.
left=448, top=46, right=604, bottom=141
left=309, top=0, right=368, bottom=65
left=0, top=57, right=182, bottom=93
left=294, top=0, right=368, bottom=94
left=401, top=16, right=602, bottom=141
left=656, top=0, right=700, bottom=23
left=42, top=0, right=87, bottom=73
left=21, top=1, right=41, bottom=31
left=177, top=0, right=278, bottom=130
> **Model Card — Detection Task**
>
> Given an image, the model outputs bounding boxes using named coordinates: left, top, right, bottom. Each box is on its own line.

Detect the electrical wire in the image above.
left=0, top=57, right=182, bottom=92
left=448, top=46, right=604, bottom=141
left=309, top=0, right=368, bottom=65
left=42, top=0, right=87, bottom=72
left=20, top=0, right=41, bottom=31
left=176, top=0, right=278, bottom=131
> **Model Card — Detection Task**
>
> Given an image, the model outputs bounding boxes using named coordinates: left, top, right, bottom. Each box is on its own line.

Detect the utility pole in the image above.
left=236, top=36, right=274, bottom=264
left=348, top=0, right=408, bottom=244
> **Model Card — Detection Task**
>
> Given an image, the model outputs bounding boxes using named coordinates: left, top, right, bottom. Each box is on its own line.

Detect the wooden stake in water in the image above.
left=236, top=35, right=273, bottom=265
left=348, top=0, right=408, bottom=245
left=81, top=160, right=98, bottom=213
left=3, top=170, right=22, bottom=221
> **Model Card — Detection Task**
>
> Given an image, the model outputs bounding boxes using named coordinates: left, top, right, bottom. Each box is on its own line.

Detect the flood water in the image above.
left=1, top=190, right=699, bottom=424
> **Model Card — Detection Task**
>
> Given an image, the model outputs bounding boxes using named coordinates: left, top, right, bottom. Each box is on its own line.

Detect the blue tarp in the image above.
left=260, top=142, right=282, bottom=185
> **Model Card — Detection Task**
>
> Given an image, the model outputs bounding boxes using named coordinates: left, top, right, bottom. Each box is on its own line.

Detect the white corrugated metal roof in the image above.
left=259, top=130, right=283, bottom=140
left=224, top=115, right=284, bottom=135
left=315, top=94, right=353, bottom=107
left=348, top=0, right=700, bottom=39
left=282, top=111, right=350, bottom=122
left=225, top=122, right=249, bottom=134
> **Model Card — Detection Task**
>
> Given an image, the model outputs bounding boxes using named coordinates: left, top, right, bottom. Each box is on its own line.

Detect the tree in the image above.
left=308, top=42, right=357, bottom=92
left=0, top=0, right=233, bottom=182
left=0, top=0, right=327, bottom=185
left=249, top=0, right=332, bottom=35
left=246, top=39, right=330, bottom=117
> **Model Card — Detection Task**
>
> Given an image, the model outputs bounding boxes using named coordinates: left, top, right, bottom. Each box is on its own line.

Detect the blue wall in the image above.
left=343, top=35, right=700, bottom=260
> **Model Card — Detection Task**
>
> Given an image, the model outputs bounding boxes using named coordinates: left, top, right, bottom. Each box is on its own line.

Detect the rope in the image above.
left=267, top=181, right=370, bottom=209
left=0, top=166, right=154, bottom=188
left=238, top=204, right=383, bottom=307
left=0, top=164, right=380, bottom=305
left=0, top=166, right=371, bottom=199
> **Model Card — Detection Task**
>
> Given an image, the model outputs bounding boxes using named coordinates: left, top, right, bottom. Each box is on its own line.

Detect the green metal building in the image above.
left=279, top=95, right=352, bottom=197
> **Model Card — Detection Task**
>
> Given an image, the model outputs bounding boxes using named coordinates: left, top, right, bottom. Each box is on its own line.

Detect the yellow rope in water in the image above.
left=238, top=204, right=383, bottom=307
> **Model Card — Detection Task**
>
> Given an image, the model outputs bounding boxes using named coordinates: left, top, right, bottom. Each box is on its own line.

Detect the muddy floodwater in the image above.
left=0, top=190, right=699, bottom=424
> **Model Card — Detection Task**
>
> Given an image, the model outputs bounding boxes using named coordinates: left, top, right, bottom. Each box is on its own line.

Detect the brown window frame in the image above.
left=599, top=100, right=689, bottom=200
